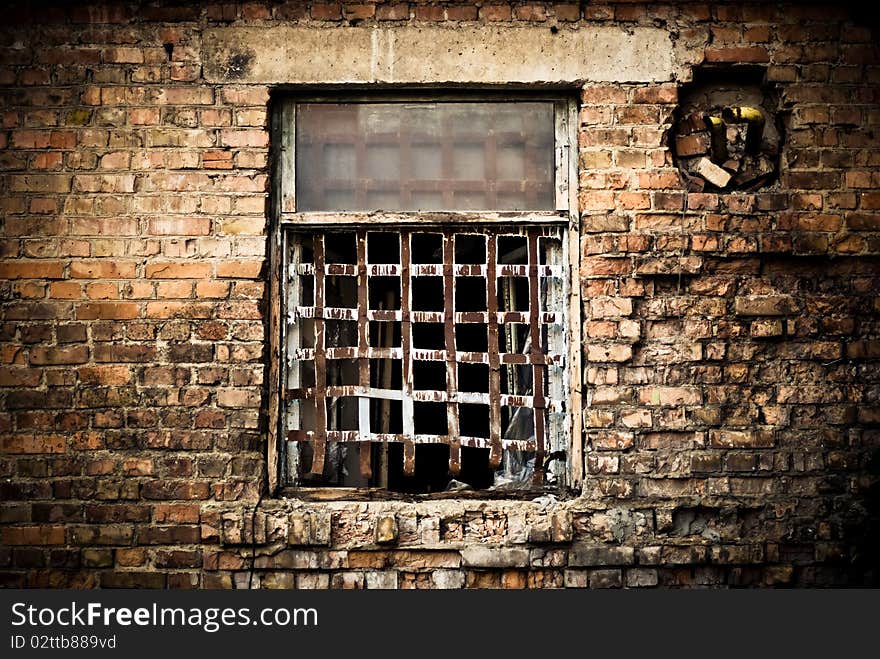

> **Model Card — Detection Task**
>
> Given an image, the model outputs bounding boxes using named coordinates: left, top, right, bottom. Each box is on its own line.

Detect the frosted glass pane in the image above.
left=296, top=102, right=555, bottom=211
left=412, top=144, right=442, bottom=179
left=497, top=144, right=526, bottom=179
left=324, top=144, right=355, bottom=176
left=453, top=144, right=485, bottom=179
left=411, top=192, right=444, bottom=210
left=366, top=145, right=400, bottom=179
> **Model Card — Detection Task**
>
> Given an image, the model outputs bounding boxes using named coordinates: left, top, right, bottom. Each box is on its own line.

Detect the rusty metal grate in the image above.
left=283, top=226, right=567, bottom=489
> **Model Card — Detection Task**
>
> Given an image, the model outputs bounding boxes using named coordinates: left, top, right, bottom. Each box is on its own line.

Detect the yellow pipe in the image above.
left=721, top=106, right=765, bottom=154
left=703, top=115, right=728, bottom=164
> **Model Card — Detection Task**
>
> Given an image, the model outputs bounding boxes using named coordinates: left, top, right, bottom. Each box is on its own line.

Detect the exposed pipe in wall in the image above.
left=703, top=114, right=728, bottom=163
left=721, top=106, right=766, bottom=155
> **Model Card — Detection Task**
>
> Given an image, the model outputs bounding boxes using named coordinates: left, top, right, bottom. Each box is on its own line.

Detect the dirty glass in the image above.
left=295, top=102, right=556, bottom=211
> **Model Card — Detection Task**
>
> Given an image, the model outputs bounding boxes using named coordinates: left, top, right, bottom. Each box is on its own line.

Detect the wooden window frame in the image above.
left=267, top=90, right=582, bottom=499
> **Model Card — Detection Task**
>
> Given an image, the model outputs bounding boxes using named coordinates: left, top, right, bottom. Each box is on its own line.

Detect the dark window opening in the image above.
left=284, top=227, right=567, bottom=493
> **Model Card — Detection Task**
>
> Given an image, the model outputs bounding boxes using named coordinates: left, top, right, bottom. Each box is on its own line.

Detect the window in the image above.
left=268, top=93, right=581, bottom=495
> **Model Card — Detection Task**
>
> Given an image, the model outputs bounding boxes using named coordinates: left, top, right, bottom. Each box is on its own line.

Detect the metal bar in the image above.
left=288, top=387, right=559, bottom=409
left=378, top=283, right=396, bottom=487
left=403, top=437, right=415, bottom=477
left=443, top=232, right=461, bottom=475
left=400, top=229, right=416, bottom=463
left=486, top=233, right=503, bottom=469
left=410, top=263, right=559, bottom=278
left=287, top=430, right=537, bottom=452
left=291, top=346, right=561, bottom=365
left=410, top=311, right=444, bottom=323
left=356, top=229, right=371, bottom=480
left=527, top=232, right=546, bottom=486
left=332, top=263, right=358, bottom=276
left=310, top=234, right=328, bottom=476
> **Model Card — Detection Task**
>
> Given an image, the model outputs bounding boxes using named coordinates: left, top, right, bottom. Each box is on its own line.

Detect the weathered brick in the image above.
left=569, top=545, right=635, bottom=567
left=29, top=346, right=89, bottom=365
left=145, top=262, right=212, bottom=279
left=709, top=429, right=775, bottom=448
left=734, top=295, right=799, bottom=316
left=461, top=547, right=530, bottom=568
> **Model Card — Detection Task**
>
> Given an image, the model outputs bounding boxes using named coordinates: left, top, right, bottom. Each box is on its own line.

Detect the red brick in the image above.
left=216, top=260, right=263, bottom=279
left=153, top=504, right=200, bottom=524
left=202, top=150, right=233, bottom=169
left=592, top=430, right=634, bottom=451
left=86, top=279, right=121, bottom=299
left=196, top=280, right=230, bottom=298
left=376, top=4, right=409, bottom=20
left=414, top=6, right=444, bottom=20
left=480, top=5, right=512, bottom=21
left=98, top=151, right=131, bottom=170
left=161, top=87, right=214, bottom=105
left=638, top=387, right=701, bottom=406
left=219, top=129, right=268, bottom=148
left=156, top=281, right=193, bottom=299
left=48, top=282, right=81, bottom=299
left=32, top=152, right=63, bottom=170
left=2, top=432, right=68, bottom=454
left=147, top=217, right=212, bottom=236
left=445, top=5, right=477, bottom=20
left=515, top=4, right=548, bottom=21
left=0, top=367, right=41, bottom=387
left=29, top=346, right=89, bottom=365
left=75, top=302, right=140, bottom=320
left=12, top=130, right=51, bottom=149
left=240, top=2, right=270, bottom=19
left=78, top=366, right=132, bottom=386
left=709, top=430, right=775, bottom=448
left=0, top=261, right=65, bottom=279
left=145, top=262, right=212, bottom=279
left=122, top=458, right=154, bottom=476
left=633, top=85, right=678, bottom=104
left=129, top=107, right=160, bottom=125
left=554, top=4, right=580, bottom=21
left=104, top=47, right=144, bottom=63
left=637, top=170, right=683, bottom=189
left=705, top=46, right=770, bottom=63
left=70, top=260, right=136, bottom=279
left=311, top=3, right=342, bottom=20
left=0, top=525, right=66, bottom=545
left=675, top=133, right=710, bottom=157
left=343, top=4, right=375, bottom=20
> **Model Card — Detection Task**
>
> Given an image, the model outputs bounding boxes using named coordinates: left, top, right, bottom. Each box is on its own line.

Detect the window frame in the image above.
left=267, top=90, right=582, bottom=498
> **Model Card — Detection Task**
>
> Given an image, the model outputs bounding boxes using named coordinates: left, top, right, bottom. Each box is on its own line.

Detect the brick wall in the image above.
left=1, top=1, right=878, bottom=588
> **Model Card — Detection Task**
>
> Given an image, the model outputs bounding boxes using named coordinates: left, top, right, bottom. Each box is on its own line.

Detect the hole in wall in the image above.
left=672, top=66, right=783, bottom=192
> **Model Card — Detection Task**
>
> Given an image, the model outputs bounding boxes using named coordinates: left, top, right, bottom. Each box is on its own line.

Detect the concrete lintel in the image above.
left=202, top=25, right=675, bottom=85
